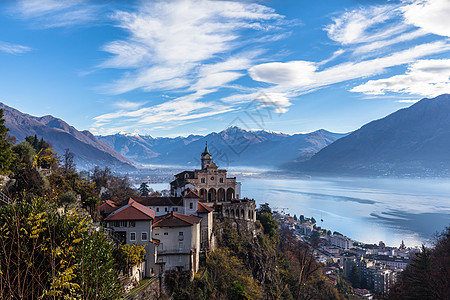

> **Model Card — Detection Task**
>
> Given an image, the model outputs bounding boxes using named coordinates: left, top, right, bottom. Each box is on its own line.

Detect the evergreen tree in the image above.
left=138, top=182, right=150, bottom=196
left=0, top=109, right=15, bottom=175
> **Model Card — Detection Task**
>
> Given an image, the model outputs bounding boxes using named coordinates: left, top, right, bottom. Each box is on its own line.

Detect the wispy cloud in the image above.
left=14, top=0, right=102, bottom=28
left=0, top=41, right=31, bottom=54
left=92, top=0, right=288, bottom=133
left=244, top=0, right=450, bottom=105
left=93, top=89, right=235, bottom=133
left=113, top=100, right=146, bottom=110
left=351, top=59, right=450, bottom=97
left=249, top=41, right=450, bottom=91
left=99, top=1, right=284, bottom=94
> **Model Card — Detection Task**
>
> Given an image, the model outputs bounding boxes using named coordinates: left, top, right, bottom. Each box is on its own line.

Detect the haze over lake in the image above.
left=149, top=176, right=450, bottom=247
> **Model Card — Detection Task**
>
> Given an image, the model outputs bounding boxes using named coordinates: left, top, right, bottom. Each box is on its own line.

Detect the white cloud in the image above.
left=249, top=61, right=317, bottom=86
left=351, top=59, right=450, bottom=97
left=0, top=41, right=31, bottom=54
left=113, top=100, right=146, bottom=110
left=325, top=5, right=404, bottom=45
left=92, top=0, right=288, bottom=131
left=100, top=0, right=283, bottom=94
left=402, top=0, right=450, bottom=37
left=249, top=41, right=450, bottom=91
left=397, top=99, right=420, bottom=103
left=14, top=0, right=101, bottom=28
left=93, top=89, right=236, bottom=132
left=353, top=29, right=427, bottom=54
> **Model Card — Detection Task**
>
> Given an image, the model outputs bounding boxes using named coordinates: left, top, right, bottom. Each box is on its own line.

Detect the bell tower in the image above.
left=201, top=142, right=212, bottom=169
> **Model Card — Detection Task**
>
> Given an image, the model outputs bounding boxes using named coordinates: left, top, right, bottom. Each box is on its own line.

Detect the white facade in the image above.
left=330, top=234, right=352, bottom=250
left=154, top=222, right=201, bottom=273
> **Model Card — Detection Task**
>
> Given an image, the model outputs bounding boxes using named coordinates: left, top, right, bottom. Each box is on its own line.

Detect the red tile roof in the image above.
left=105, top=200, right=156, bottom=221
left=183, top=188, right=200, bottom=199
left=197, top=202, right=214, bottom=214
left=153, top=212, right=202, bottom=228
left=129, top=196, right=183, bottom=206
left=98, top=200, right=118, bottom=214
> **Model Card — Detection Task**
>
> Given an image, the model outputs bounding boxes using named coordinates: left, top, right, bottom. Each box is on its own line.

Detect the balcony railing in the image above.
left=158, top=247, right=195, bottom=255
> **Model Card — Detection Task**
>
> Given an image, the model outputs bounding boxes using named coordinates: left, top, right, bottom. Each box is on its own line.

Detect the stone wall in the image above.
left=125, top=276, right=161, bottom=300
left=215, top=199, right=256, bottom=233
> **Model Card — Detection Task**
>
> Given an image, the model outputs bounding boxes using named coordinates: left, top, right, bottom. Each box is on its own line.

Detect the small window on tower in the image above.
left=210, top=176, right=214, bottom=181
left=201, top=178, right=205, bottom=183
left=219, top=178, right=223, bottom=183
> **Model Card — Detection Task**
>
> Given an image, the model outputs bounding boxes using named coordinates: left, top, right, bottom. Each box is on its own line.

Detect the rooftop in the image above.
left=153, top=212, right=202, bottom=227
left=105, top=200, right=156, bottom=221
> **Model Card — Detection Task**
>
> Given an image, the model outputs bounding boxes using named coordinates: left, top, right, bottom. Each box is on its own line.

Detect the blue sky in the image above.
left=0, top=0, right=449, bottom=137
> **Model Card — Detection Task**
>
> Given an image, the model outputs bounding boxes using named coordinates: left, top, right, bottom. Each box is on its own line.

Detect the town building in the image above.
left=104, top=200, right=159, bottom=277
left=130, top=189, right=199, bottom=217
left=170, top=143, right=241, bottom=202
left=170, top=144, right=256, bottom=227
left=330, top=234, right=352, bottom=250
left=153, top=212, right=202, bottom=273
left=97, top=199, right=118, bottom=218
left=129, top=189, right=215, bottom=252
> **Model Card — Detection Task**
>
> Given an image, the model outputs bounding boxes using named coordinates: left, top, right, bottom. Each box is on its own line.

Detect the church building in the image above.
left=170, top=143, right=241, bottom=202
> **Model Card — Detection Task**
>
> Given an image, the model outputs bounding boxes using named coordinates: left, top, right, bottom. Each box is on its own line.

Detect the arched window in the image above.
left=226, top=188, right=234, bottom=201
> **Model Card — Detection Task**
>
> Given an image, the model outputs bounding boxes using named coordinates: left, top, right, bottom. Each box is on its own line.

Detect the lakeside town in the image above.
left=274, top=212, right=420, bottom=299
left=93, top=145, right=422, bottom=299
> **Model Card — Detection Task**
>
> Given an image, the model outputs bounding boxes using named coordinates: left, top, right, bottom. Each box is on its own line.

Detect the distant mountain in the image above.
left=286, top=94, right=450, bottom=176
left=0, top=103, right=135, bottom=171
left=97, top=127, right=346, bottom=168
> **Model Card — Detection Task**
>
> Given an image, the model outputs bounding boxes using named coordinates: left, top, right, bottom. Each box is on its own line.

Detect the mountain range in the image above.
left=0, top=103, right=135, bottom=171
left=97, top=127, right=346, bottom=169
left=3, top=94, right=450, bottom=176
left=286, top=94, right=450, bottom=176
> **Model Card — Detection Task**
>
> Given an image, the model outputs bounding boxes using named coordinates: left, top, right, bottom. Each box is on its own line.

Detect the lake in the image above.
left=148, top=176, right=450, bottom=247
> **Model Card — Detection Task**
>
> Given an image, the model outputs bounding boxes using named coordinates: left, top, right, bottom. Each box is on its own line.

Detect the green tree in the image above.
left=348, top=264, right=361, bottom=288
left=138, top=182, right=150, bottom=196
left=59, top=190, right=78, bottom=209
left=0, top=109, right=15, bottom=174
left=0, top=198, right=122, bottom=299
left=116, top=244, right=146, bottom=273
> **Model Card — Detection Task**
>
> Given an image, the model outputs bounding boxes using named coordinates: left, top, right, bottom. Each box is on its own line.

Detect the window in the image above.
left=179, top=242, right=183, bottom=250
left=210, top=176, right=214, bottom=181
left=165, top=207, right=168, bottom=212
left=189, top=202, right=193, bottom=209
left=141, top=232, right=148, bottom=241
left=179, top=231, right=184, bottom=241
left=178, top=256, right=182, bottom=262
left=120, top=221, right=127, bottom=227
left=156, top=207, right=159, bottom=212
left=164, top=232, right=168, bottom=236
left=219, top=177, right=223, bottom=183
left=114, top=221, right=120, bottom=227
left=129, top=220, right=136, bottom=227
left=201, top=178, right=205, bottom=183
left=173, top=207, right=178, bottom=212
left=130, top=232, right=136, bottom=241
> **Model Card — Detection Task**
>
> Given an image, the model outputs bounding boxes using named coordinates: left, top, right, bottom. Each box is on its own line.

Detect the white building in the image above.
left=330, top=234, right=352, bottom=250
left=104, top=200, right=159, bottom=277
left=130, top=189, right=215, bottom=251
left=130, top=189, right=199, bottom=217
left=153, top=212, right=202, bottom=273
